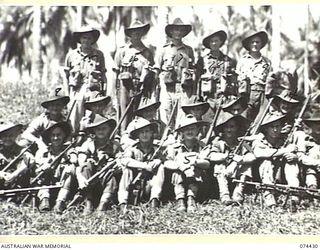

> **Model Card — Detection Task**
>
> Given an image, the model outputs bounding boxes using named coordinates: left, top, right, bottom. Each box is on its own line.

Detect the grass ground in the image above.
left=1, top=196, right=320, bottom=235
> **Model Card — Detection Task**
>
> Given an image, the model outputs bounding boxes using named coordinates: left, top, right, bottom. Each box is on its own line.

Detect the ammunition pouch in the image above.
left=160, top=69, right=177, bottom=86
left=119, top=71, right=133, bottom=90
left=201, top=75, right=215, bottom=94
left=220, top=73, right=239, bottom=96
left=181, top=68, right=195, bottom=89
left=88, top=70, right=103, bottom=91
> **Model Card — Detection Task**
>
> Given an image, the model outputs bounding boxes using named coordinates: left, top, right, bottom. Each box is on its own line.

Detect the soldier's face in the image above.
left=89, top=103, right=105, bottom=115
left=249, top=36, right=263, bottom=52
left=265, top=120, right=283, bottom=139
left=50, top=127, right=66, bottom=147
left=170, top=28, right=185, bottom=39
left=141, top=108, right=156, bottom=121
left=189, top=107, right=204, bottom=120
left=94, top=124, right=112, bottom=139
left=47, top=103, right=64, bottom=117
left=222, top=119, right=238, bottom=139
left=0, top=130, right=17, bottom=147
left=279, top=100, right=294, bottom=114
left=182, top=124, right=199, bottom=140
left=209, top=36, right=223, bottom=51
left=226, top=103, right=245, bottom=115
left=309, top=123, right=320, bottom=140
left=80, top=33, right=94, bottom=48
left=129, top=30, right=144, bottom=40
left=137, top=126, right=153, bottom=143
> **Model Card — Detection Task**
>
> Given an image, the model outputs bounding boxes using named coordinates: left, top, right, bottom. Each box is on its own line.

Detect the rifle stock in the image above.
left=2, top=142, right=35, bottom=172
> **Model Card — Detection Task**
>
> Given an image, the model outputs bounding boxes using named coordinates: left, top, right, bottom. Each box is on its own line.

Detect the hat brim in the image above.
left=134, top=102, right=161, bottom=116
left=181, top=103, right=210, bottom=115
left=125, top=24, right=150, bottom=37
left=175, top=120, right=209, bottom=132
left=202, top=31, right=227, bottom=49
left=41, top=122, right=72, bottom=145
left=87, top=118, right=117, bottom=132
left=74, top=29, right=100, bottom=44
left=0, top=124, right=23, bottom=135
left=165, top=25, right=192, bottom=38
left=41, top=96, right=70, bottom=109
left=242, top=31, right=268, bottom=51
left=273, top=95, right=300, bottom=104
left=222, top=96, right=248, bottom=110
left=84, top=96, right=111, bottom=110
left=215, top=115, right=249, bottom=131
left=261, top=114, right=286, bottom=127
left=129, top=123, right=158, bottom=139
left=303, top=118, right=320, bottom=126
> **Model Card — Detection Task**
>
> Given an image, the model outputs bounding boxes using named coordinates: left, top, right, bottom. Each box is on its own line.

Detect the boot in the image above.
left=54, top=200, right=65, bottom=214
left=150, top=198, right=160, bottom=209
left=187, top=196, right=197, bottom=213
left=96, top=199, right=112, bottom=212
left=83, top=200, right=94, bottom=215
left=176, top=198, right=186, bottom=212
left=39, top=198, right=50, bottom=212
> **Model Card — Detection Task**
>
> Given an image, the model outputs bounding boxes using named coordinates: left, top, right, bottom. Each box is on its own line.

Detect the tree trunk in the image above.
left=271, top=6, right=281, bottom=71
left=31, top=5, right=43, bottom=84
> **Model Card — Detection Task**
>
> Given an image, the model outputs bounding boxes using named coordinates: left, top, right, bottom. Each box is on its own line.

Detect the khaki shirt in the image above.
left=155, top=42, right=194, bottom=82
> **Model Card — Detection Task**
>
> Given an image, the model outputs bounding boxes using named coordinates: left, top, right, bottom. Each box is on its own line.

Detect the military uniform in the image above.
left=114, top=42, right=154, bottom=133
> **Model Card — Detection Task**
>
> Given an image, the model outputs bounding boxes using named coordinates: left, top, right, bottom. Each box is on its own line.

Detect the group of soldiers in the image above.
left=1, top=17, right=320, bottom=216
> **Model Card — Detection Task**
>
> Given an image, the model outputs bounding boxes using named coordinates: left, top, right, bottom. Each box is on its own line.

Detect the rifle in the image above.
left=129, top=100, right=180, bottom=205
left=1, top=142, right=35, bottom=172
left=0, top=183, right=63, bottom=197
left=203, top=96, right=223, bottom=145
left=233, top=179, right=320, bottom=207
left=67, top=158, right=118, bottom=209
left=250, top=97, right=274, bottom=135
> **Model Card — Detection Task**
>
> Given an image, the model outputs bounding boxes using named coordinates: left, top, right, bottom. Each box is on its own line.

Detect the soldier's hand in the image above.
left=36, top=163, right=51, bottom=174
left=184, top=165, right=195, bottom=178
left=68, top=153, right=78, bottom=165
left=283, top=152, right=298, bottom=163
left=281, top=124, right=292, bottom=134
left=77, top=175, right=88, bottom=190
left=232, top=154, right=243, bottom=164
left=0, top=171, right=10, bottom=180
left=148, top=159, right=162, bottom=173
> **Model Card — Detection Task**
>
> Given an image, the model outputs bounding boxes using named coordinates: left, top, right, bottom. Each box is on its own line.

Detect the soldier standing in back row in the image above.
left=197, top=30, right=237, bottom=119
left=154, top=18, right=195, bottom=130
left=236, top=30, right=272, bottom=122
left=65, top=26, right=107, bottom=133
left=113, top=19, right=155, bottom=134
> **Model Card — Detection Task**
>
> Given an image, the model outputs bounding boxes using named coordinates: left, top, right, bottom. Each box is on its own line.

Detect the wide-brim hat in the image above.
left=84, top=91, right=111, bottom=110
left=303, top=109, right=320, bottom=126
left=261, top=112, right=286, bottom=127
left=41, top=88, right=70, bottom=109
left=73, top=26, right=100, bottom=44
left=86, top=114, right=117, bottom=131
left=202, top=30, right=227, bottom=49
left=0, top=122, right=23, bottom=136
left=215, top=112, right=249, bottom=131
left=125, top=19, right=150, bottom=37
left=273, top=90, right=300, bottom=104
left=165, top=18, right=192, bottom=38
left=41, top=121, right=72, bottom=145
left=242, top=30, right=268, bottom=51
left=181, top=96, right=210, bottom=115
left=175, top=114, right=208, bottom=132
left=134, top=98, right=161, bottom=116
left=129, top=117, right=158, bottom=139
left=222, top=96, right=248, bottom=110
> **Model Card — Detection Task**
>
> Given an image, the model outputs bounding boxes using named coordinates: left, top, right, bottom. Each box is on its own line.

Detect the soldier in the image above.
left=252, top=113, right=300, bottom=211
left=221, top=95, right=248, bottom=117
left=198, top=30, right=237, bottom=119
left=113, top=19, right=155, bottom=134
left=202, top=112, right=255, bottom=205
left=120, top=97, right=165, bottom=149
left=236, top=30, right=272, bottom=122
left=118, top=117, right=165, bottom=209
left=76, top=115, right=119, bottom=214
left=19, top=88, right=70, bottom=151
left=0, top=122, right=35, bottom=190
left=154, top=18, right=195, bottom=130
left=78, top=91, right=112, bottom=144
left=65, top=26, right=107, bottom=132
left=163, top=114, right=210, bottom=212
left=295, top=110, right=320, bottom=204
left=34, top=122, right=76, bottom=213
